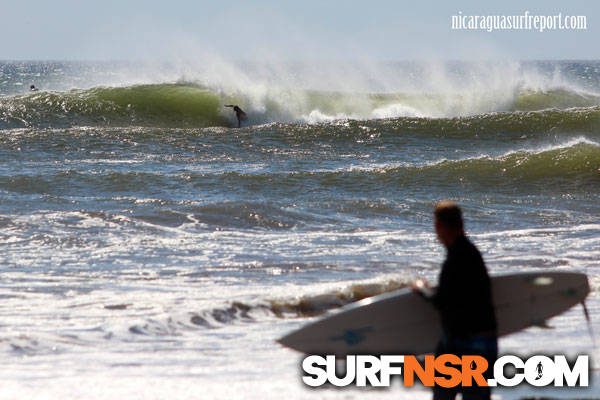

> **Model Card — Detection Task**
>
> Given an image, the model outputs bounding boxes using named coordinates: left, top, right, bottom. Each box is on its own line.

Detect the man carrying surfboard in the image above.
left=415, top=201, right=498, bottom=400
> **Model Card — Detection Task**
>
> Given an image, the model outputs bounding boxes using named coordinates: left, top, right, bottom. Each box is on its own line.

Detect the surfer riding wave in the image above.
left=225, top=104, right=247, bottom=128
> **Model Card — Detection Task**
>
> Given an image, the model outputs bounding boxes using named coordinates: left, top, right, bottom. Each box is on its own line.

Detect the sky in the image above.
left=0, top=0, right=597, bottom=61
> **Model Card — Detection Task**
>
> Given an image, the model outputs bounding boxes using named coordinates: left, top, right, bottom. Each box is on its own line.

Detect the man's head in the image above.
left=434, top=201, right=464, bottom=248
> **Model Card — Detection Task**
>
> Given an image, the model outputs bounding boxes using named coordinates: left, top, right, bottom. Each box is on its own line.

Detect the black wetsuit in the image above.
left=430, top=234, right=497, bottom=400
left=226, top=105, right=247, bottom=128
left=431, top=234, right=496, bottom=338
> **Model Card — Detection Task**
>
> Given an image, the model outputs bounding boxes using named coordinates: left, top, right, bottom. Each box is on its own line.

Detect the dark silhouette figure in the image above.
left=30, top=84, right=38, bottom=91
left=225, top=105, right=247, bottom=128
left=414, top=201, right=497, bottom=400
left=535, top=361, right=543, bottom=380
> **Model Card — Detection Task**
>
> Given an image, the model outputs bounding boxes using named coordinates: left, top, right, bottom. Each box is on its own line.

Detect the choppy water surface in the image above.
left=0, top=60, right=599, bottom=399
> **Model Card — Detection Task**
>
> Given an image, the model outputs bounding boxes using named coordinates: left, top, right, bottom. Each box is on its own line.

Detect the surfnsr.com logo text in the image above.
left=302, top=355, right=589, bottom=387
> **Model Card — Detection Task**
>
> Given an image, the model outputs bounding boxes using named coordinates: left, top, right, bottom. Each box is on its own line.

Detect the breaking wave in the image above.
left=2, top=82, right=600, bottom=129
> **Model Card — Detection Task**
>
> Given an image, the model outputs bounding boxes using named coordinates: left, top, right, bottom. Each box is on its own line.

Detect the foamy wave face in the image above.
left=370, top=103, right=424, bottom=119
left=301, top=109, right=354, bottom=124
left=299, top=103, right=424, bottom=123
left=205, top=59, right=600, bottom=122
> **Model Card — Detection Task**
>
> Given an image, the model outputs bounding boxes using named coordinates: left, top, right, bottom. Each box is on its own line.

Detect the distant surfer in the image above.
left=414, top=201, right=497, bottom=400
left=30, top=84, right=38, bottom=91
left=224, top=105, right=247, bottom=128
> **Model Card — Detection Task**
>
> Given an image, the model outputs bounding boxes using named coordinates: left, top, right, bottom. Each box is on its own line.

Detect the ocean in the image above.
left=0, top=60, right=599, bottom=399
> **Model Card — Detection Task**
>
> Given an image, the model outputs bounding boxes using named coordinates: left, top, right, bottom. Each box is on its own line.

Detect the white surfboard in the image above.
left=278, top=272, right=589, bottom=356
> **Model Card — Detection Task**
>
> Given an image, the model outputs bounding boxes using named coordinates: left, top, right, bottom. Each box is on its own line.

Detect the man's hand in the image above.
left=412, top=278, right=429, bottom=291
left=412, top=278, right=434, bottom=299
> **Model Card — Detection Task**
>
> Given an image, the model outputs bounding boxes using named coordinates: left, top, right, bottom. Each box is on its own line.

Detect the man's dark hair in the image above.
left=434, top=201, right=464, bottom=231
